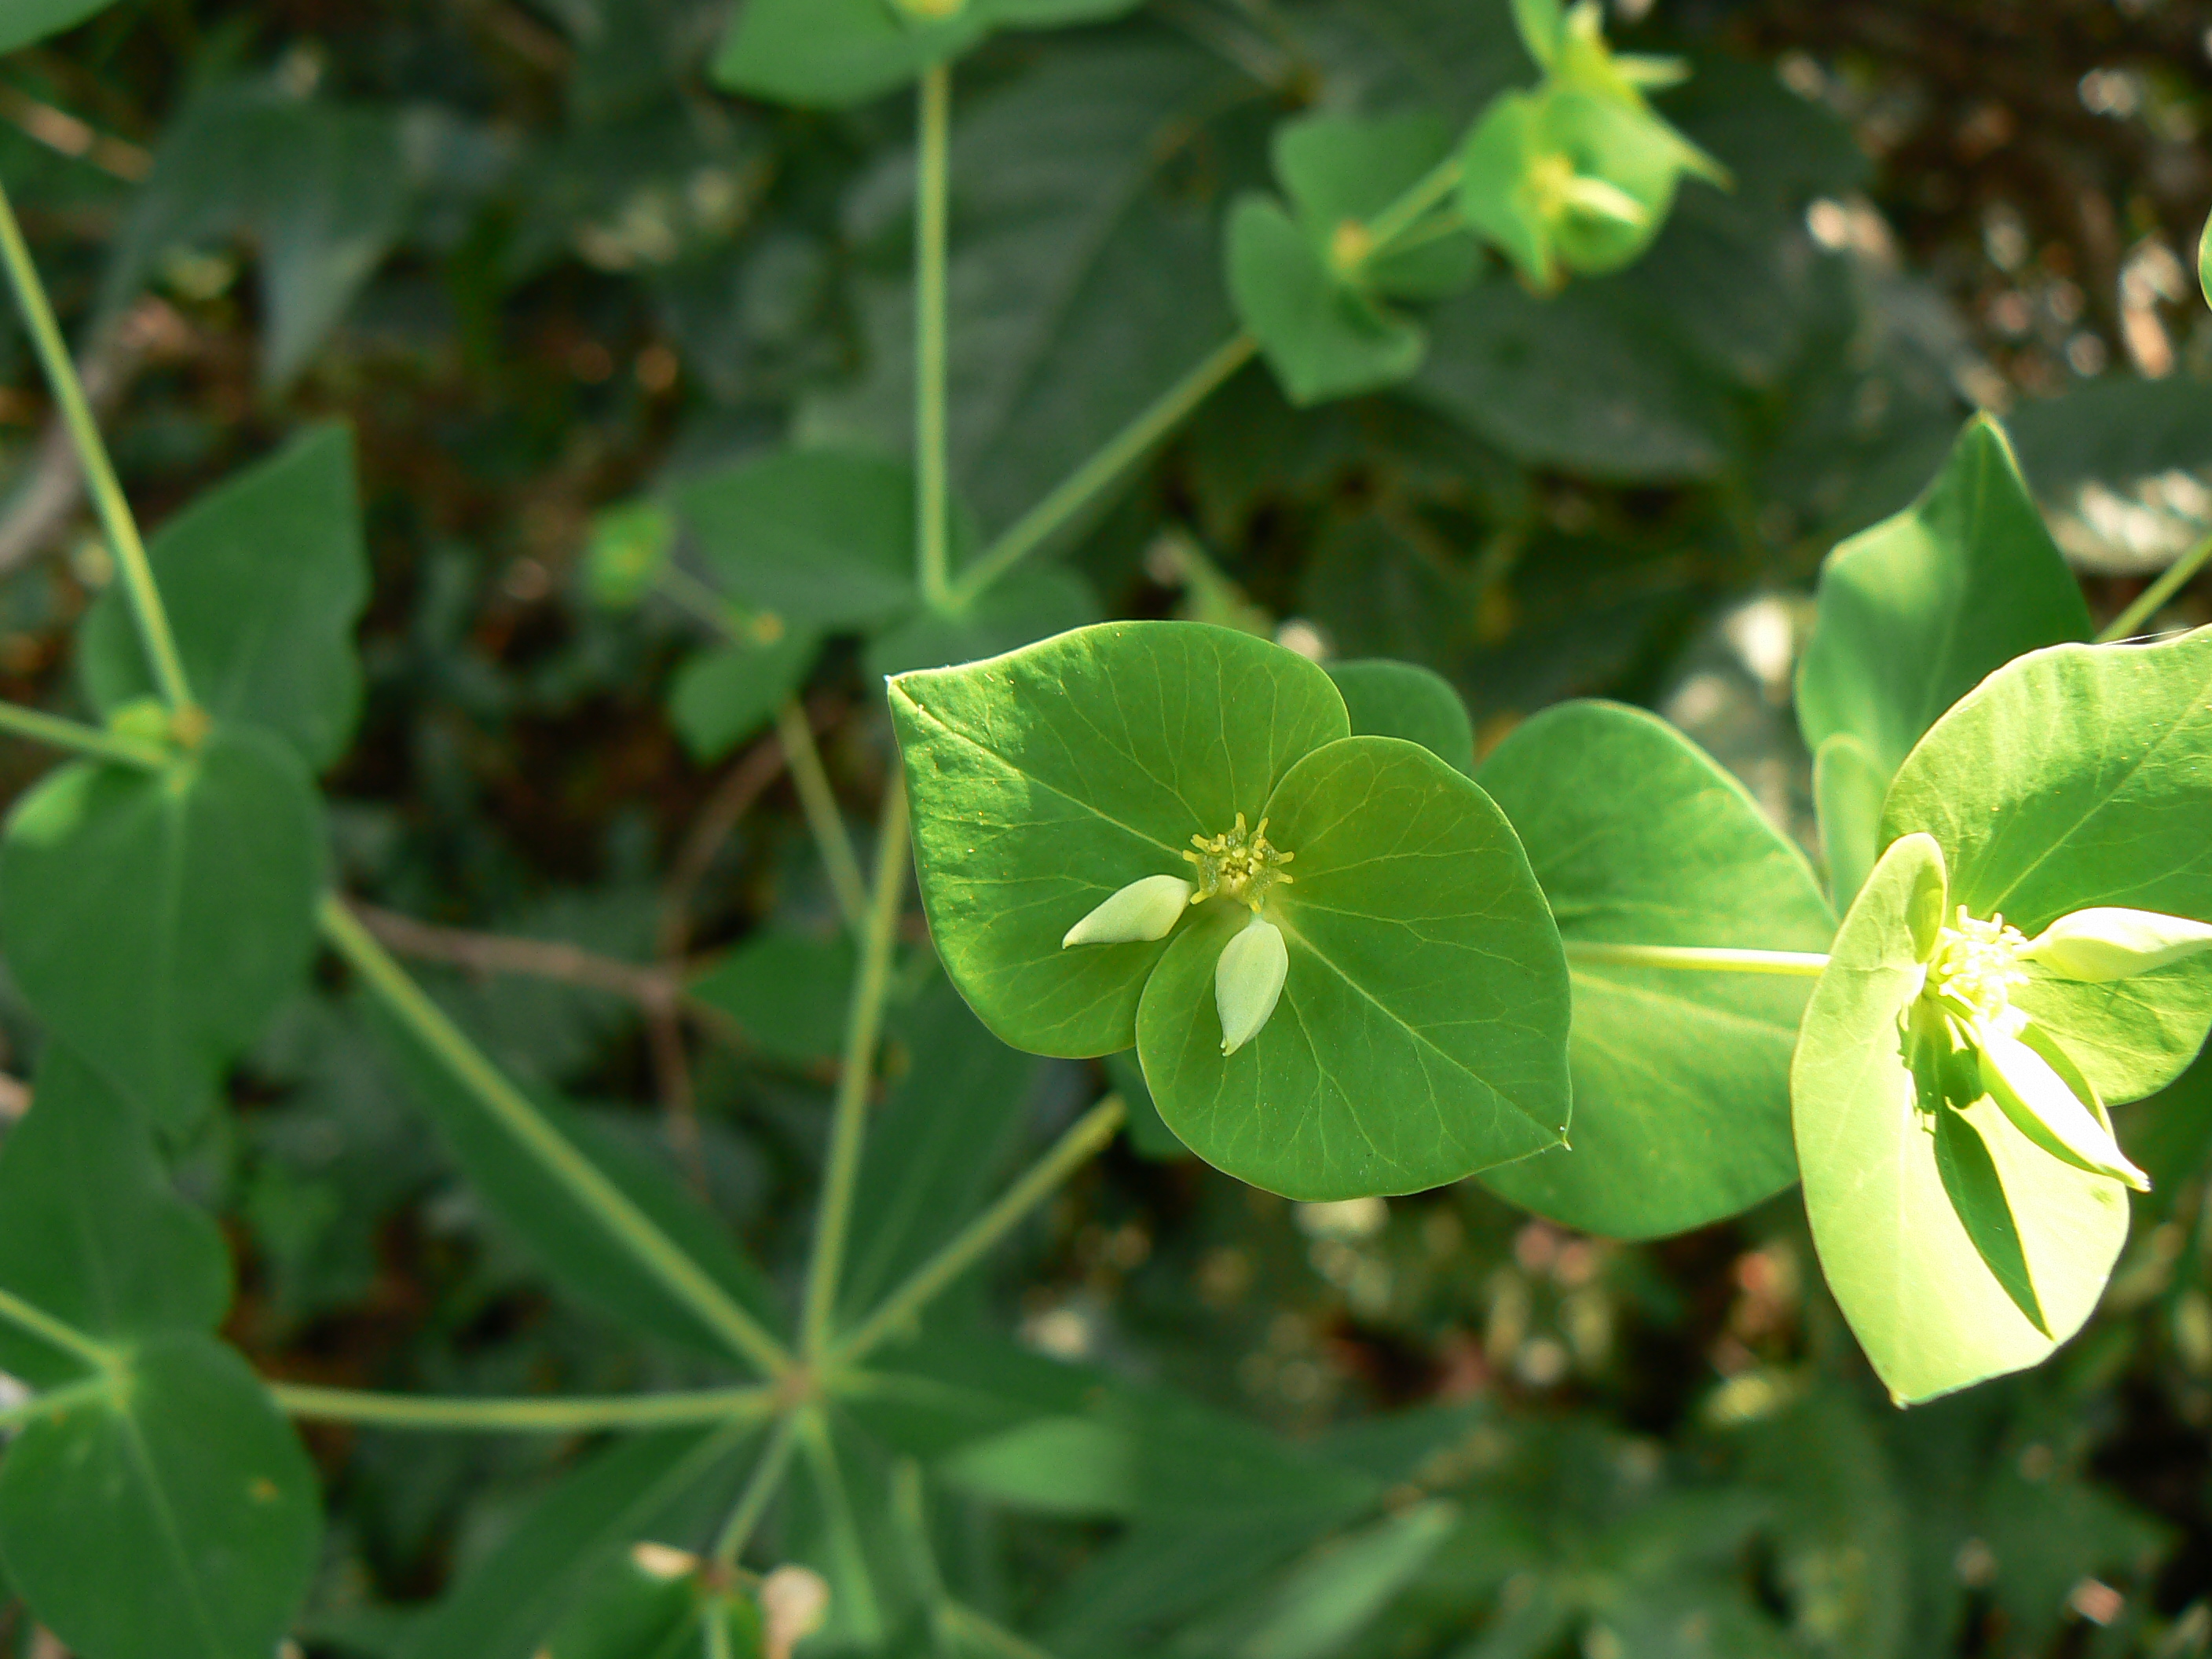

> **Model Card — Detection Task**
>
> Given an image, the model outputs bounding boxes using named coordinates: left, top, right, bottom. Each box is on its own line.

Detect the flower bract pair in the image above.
left=888, top=621, right=1571, bottom=1200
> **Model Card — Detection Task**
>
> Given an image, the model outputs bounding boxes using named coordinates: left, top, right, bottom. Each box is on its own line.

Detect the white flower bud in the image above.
left=2018, top=906, right=2212, bottom=983
left=1216, top=914, right=1288, bottom=1056
left=1976, top=1027, right=2149, bottom=1192
left=1062, top=874, right=1195, bottom=949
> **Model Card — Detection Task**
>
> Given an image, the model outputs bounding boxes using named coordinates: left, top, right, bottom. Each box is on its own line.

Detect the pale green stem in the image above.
left=703, top=1607, right=735, bottom=1659
left=941, top=1604, right=1062, bottom=1659
left=1564, top=940, right=1830, bottom=976
left=0, top=1284, right=115, bottom=1373
left=1360, top=153, right=1465, bottom=255
left=269, top=1381, right=778, bottom=1433
left=0, top=1374, right=115, bottom=1430
left=656, top=563, right=761, bottom=640
left=800, top=780, right=910, bottom=1359
left=320, top=894, right=793, bottom=1379
left=915, top=62, right=954, bottom=611
left=0, top=177, right=192, bottom=712
left=2097, top=529, right=2212, bottom=643
left=831, top=1097, right=1126, bottom=1368
left=0, top=701, right=166, bottom=769
left=774, top=699, right=868, bottom=936
left=712, top=1408, right=801, bottom=1567
left=948, top=332, right=1259, bottom=606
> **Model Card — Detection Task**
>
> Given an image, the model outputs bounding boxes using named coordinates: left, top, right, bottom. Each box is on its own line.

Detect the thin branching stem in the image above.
left=800, top=781, right=910, bottom=1358
left=320, top=894, right=793, bottom=1379
left=269, top=1382, right=778, bottom=1433
left=832, top=1097, right=1126, bottom=1368
left=0, top=1284, right=114, bottom=1373
left=915, top=63, right=954, bottom=610
left=950, top=333, right=1258, bottom=606
left=1564, top=940, right=1830, bottom=976
left=712, top=1409, right=801, bottom=1567
left=2097, top=530, right=2212, bottom=644
left=774, top=700, right=868, bottom=934
left=0, top=701, right=167, bottom=769
left=0, top=176, right=192, bottom=711
left=1361, top=153, right=1463, bottom=252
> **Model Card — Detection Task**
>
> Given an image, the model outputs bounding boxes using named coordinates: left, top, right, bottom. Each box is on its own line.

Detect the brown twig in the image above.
left=347, top=900, right=679, bottom=1008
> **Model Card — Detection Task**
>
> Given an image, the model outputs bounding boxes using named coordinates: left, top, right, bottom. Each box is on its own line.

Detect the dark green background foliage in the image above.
left=0, top=0, right=2210, bottom=1656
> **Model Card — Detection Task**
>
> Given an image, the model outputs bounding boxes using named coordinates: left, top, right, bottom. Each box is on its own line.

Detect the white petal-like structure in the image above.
left=1215, top=914, right=1288, bottom=1055
left=2019, top=906, right=2212, bottom=983
left=1061, top=874, right=1195, bottom=949
left=1977, top=1027, right=2149, bottom=1191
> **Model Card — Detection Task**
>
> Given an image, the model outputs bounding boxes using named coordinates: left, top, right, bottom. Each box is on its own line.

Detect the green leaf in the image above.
left=862, top=564, right=1099, bottom=681
left=1476, top=702, right=1833, bottom=1237
left=0, top=0, right=117, bottom=53
left=2200, top=209, right=2212, bottom=312
left=0, top=730, right=326, bottom=1130
left=668, top=629, right=820, bottom=762
left=404, top=1428, right=750, bottom=1659
left=1236, top=1501, right=1459, bottom=1659
left=687, top=931, right=854, bottom=1068
left=0, top=1334, right=320, bottom=1659
left=672, top=450, right=918, bottom=630
left=1881, top=628, right=2212, bottom=1104
left=1510, top=0, right=1563, bottom=65
left=940, top=1416, right=1138, bottom=1518
left=889, top=621, right=1350, bottom=1059
left=364, top=993, right=782, bottom=1357
left=1273, top=112, right=1477, bottom=302
left=1812, top=732, right=1885, bottom=913
left=0, top=1047, right=229, bottom=1388
left=1229, top=195, right=1425, bottom=407
left=708, top=0, right=983, bottom=110
left=840, top=980, right=1039, bottom=1317
left=1326, top=658, right=1474, bottom=776
left=1792, top=833, right=2130, bottom=1403
left=1137, top=735, right=1569, bottom=1199
left=1796, top=416, right=2090, bottom=783
left=82, top=424, right=370, bottom=770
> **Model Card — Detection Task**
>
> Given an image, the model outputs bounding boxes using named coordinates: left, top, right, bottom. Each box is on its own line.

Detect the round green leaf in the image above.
left=1881, top=628, right=2212, bottom=1104
left=1796, top=415, right=2091, bottom=783
left=668, top=627, right=822, bottom=762
left=672, top=449, right=917, bottom=630
left=1228, top=196, right=1425, bottom=408
left=0, top=1333, right=320, bottom=1659
left=1326, top=659, right=1475, bottom=776
left=709, top=0, right=984, bottom=108
left=1792, top=833, right=2130, bottom=1404
left=890, top=621, right=1350, bottom=1058
left=1137, top=735, right=1569, bottom=1199
left=0, top=729, right=327, bottom=1130
left=1811, top=731, right=1885, bottom=913
left=0, top=1047, right=230, bottom=1388
left=1476, top=702, right=1833, bottom=1238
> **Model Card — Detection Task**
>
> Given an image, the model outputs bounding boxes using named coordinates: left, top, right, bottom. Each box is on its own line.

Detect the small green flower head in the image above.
left=1183, top=812, right=1296, bottom=911
left=1911, top=902, right=2155, bottom=1191
left=1064, top=811, right=1299, bottom=1052
left=582, top=500, right=673, bottom=611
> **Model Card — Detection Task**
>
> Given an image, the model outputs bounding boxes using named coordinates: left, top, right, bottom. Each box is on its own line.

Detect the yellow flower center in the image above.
left=1184, top=813, right=1295, bottom=913
left=1927, top=906, right=2029, bottom=1032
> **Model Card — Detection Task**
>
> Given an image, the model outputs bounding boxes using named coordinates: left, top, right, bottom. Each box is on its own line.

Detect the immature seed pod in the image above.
left=1061, top=875, right=1196, bottom=949
left=1216, top=914, right=1288, bottom=1056
left=2017, top=906, right=2212, bottom=983
left=1976, top=1027, right=2150, bottom=1192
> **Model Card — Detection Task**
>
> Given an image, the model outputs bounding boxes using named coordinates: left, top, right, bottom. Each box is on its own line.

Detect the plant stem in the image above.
left=915, top=62, right=954, bottom=611
left=0, top=1374, right=114, bottom=1430
left=949, top=333, right=1258, bottom=607
left=0, top=701, right=167, bottom=769
left=2097, top=530, right=2212, bottom=643
left=319, top=893, right=793, bottom=1379
left=832, top=1097, right=1126, bottom=1368
left=0, top=177, right=192, bottom=712
left=800, top=780, right=910, bottom=1359
left=775, top=699, right=868, bottom=935
left=712, top=1409, right=801, bottom=1566
left=269, top=1382, right=778, bottom=1433
left=703, top=1606, right=734, bottom=1659
left=1563, top=940, right=1830, bottom=976
left=656, top=563, right=762, bottom=640
left=1361, top=153, right=1465, bottom=255
left=0, top=1284, right=114, bottom=1373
